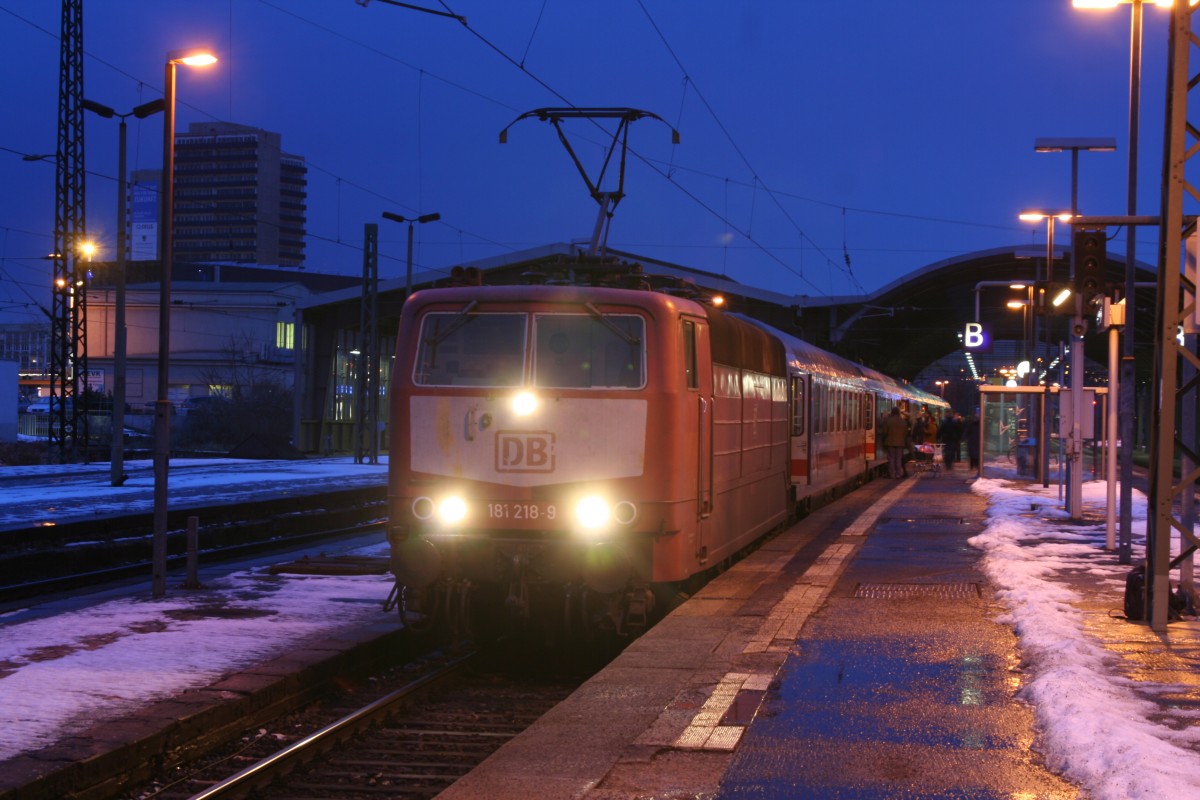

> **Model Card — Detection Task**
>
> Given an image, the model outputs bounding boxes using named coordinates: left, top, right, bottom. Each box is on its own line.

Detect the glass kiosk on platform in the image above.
left=977, top=385, right=1107, bottom=485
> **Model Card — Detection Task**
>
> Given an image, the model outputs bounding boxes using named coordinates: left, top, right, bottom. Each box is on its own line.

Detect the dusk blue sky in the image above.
left=0, top=1, right=1176, bottom=327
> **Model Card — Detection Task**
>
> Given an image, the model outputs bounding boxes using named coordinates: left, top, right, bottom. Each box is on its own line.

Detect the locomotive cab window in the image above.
left=533, top=313, right=645, bottom=389
left=683, top=319, right=697, bottom=389
left=414, top=312, right=526, bottom=386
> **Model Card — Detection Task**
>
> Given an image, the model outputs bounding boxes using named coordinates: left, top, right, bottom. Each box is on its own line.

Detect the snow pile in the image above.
left=970, top=478, right=1200, bottom=797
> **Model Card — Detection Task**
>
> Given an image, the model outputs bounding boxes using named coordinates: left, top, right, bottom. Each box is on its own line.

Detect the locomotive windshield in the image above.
left=533, top=313, right=644, bottom=389
left=414, top=312, right=525, bottom=386
left=412, top=310, right=645, bottom=389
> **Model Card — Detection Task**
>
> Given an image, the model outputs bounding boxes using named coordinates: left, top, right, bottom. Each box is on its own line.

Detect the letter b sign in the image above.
left=963, top=322, right=991, bottom=353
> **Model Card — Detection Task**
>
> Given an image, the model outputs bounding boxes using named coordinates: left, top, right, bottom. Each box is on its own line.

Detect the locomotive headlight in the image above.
left=511, top=390, right=538, bottom=416
left=436, top=496, right=468, bottom=525
left=575, top=495, right=611, bottom=530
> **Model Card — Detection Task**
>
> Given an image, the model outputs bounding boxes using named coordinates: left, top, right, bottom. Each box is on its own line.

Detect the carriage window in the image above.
left=414, top=312, right=526, bottom=386
left=534, top=313, right=645, bottom=388
left=817, top=382, right=827, bottom=433
left=791, top=376, right=805, bottom=436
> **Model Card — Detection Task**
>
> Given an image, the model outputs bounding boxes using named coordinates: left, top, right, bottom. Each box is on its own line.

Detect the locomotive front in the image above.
left=386, top=285, right=692, bottom=636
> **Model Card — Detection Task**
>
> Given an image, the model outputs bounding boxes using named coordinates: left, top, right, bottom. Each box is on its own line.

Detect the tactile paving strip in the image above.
left=853, top=582, right=981, bottom=600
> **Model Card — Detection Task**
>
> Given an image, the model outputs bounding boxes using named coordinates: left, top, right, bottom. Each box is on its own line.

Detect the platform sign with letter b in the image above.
left=962, top=322, right=992, bottom=353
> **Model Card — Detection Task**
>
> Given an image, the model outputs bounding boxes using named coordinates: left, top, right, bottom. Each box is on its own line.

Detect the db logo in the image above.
left=496, top=431, right=556, bottom=473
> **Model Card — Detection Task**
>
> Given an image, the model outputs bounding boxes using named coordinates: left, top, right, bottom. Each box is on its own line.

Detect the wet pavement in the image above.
left=720, top=469, right=1077, bottom=798
left=440, top=469, right=1094, bottom=800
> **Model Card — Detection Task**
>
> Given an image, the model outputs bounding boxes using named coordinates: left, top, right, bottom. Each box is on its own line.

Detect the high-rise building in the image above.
left=132, top=122, right=307, bottom=266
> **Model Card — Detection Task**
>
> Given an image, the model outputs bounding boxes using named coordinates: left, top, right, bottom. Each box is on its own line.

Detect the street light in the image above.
left=83, top=96, right=165, bottom=488
left=1034, top=137, right=1117, bottom=215
left=1071, top=0, right=1170, bottom=560
left=153, top=47, right=217, bottom=599
left=1007, top=298, right=1031, bottom=369
left=1020, top=210, right=1073, bottom=488
left=381, top=211, right=441, bottom=297
left=1033, top=135, right=1118, bottom=518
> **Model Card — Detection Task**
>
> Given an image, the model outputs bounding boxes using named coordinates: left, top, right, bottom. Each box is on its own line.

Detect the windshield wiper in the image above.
left=585, top=302, right=640, bottom=346
left=424, top=300, right=479, bottom=348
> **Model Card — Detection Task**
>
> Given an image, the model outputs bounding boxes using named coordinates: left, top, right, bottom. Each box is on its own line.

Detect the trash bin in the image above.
left=1017, top=437, right=1036, bottom=476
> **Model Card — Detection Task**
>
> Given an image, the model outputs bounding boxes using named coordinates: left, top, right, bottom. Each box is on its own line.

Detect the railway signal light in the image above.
left=1072, top=226, right=1107, bottom=302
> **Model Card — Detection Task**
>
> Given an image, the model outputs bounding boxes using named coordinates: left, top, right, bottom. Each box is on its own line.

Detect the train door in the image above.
left=790, top=373, right=810, bottom=488
left=864, top=390, right=877, bottom=464
left=685, top=317, right=714, bottom=517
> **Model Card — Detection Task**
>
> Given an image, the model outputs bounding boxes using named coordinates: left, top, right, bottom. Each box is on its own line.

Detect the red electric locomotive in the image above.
left=385, top=279, right=944, bottom=637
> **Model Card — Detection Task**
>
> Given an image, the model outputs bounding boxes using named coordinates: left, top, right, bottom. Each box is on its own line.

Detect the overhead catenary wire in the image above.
left=1, top=2, right=1066, bottom=302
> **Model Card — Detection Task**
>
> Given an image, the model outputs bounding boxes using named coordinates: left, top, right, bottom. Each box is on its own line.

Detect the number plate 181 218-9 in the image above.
left=487, top=502, right=557, bottom=521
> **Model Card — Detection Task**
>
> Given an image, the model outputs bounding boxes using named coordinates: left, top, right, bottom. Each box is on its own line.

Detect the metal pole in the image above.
left=1069, top=300, right=1084, bottom=519
left=406, top=220, right=414, bottom=298
left=184, top=515, right=200, bottom=589
left=111, top=117, right=128, bottom=487
left=1106, top=316, right=1119, bottom=549
left=1040, top=218, right=1055, bottom=488
left=1118, top=0, right=1144, bottom=565
left=152, top=58, right=176, bottom=599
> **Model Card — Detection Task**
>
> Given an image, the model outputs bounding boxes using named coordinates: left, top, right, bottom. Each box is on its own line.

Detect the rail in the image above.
left=187, top=650, right=477, bottom=799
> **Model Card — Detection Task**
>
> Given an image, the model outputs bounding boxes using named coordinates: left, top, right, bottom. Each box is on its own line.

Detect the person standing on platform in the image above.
left=911, top=410, right=927, bottom=448
left=923, top=413, right=938, bottom=448
left=882, top=406, right=910, bottom=478
left=964, top=409, right=981, bottom=471
left=939, top=411, right=963, bottom=471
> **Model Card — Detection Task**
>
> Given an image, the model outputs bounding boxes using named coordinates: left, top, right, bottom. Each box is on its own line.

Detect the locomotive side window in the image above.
left=534, top=313, right=645, bottom=389
left=414, top=312, right=526, bottom=386
left=683, top=320, right=697, bottom=389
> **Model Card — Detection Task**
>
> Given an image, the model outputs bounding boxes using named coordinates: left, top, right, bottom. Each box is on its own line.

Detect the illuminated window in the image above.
left=276, top=321, right=294, bottom=350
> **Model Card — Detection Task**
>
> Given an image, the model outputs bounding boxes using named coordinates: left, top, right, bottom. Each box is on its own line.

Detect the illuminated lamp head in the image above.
left=575, top=495, right=611, bottom=531
left=512, top=390, right=538, bottom=416
left=436, top=496, right=468, bottom=525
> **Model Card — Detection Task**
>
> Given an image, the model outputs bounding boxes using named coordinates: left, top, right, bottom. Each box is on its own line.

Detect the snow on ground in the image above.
left=0, top=543, right=395, bottom=760
left=970, top=476, right=1200, bottom=798
left=0, top=457, right=389, bottom=528
left=0, top=457, right=393, bottom=760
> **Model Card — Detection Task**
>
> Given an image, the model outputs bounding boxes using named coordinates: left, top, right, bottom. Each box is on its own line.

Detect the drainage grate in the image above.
left=878, top=516, right=968, bottom=525
left=854, top=582, right=981, bottom=600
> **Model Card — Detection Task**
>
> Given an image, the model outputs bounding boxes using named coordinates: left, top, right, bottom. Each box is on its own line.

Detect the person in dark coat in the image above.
left=938, top=412, right=963, bottom=470
left=964, top=410, right=981, bottom=471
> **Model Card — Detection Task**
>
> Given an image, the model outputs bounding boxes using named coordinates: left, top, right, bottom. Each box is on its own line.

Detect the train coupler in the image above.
left=505, top=555, right=530, bottom=618
left=621, top=586, right=654, bottom=637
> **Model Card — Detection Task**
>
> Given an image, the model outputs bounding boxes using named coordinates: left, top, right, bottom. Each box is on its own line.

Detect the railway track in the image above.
left=121, top=647, right=585, bottom=800
left=0, top=486, right=387, bottom=604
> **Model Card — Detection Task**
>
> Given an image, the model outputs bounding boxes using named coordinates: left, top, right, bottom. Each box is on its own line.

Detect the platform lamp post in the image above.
left=82, top=97, right=165, bottom=488
left=382, top=211, right=441, bottom=298
left=152, top=47, right=217, bottom=599
left=1071, top=0, right=1169, bottom=561
left=1019, top=211, right=1073, bottom=490
left=1033, top=136, right=1117, bottom=522
left=1006, top=299, right=1031, bottom=378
